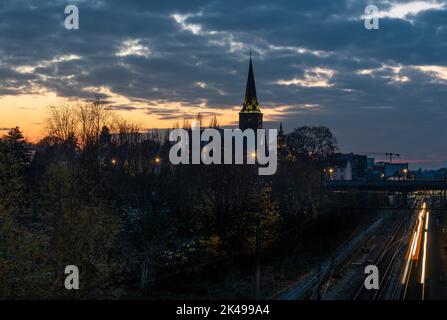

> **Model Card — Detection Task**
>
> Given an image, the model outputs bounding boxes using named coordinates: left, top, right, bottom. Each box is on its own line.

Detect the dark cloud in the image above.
left=1, top=0, right=447, bottom=167
left=111, top=105, right=139, bottom=111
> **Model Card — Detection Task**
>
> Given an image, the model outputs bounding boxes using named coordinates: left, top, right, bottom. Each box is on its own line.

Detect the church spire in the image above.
left=239, top=55, right=263, bottom=130
left=241, top=55, right=261, bottom=113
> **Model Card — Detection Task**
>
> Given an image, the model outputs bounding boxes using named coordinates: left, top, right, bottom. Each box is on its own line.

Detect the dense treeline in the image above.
left=0, top=101, right=375, bottom=299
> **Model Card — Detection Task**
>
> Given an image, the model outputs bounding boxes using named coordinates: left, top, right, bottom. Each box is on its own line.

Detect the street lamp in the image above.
left=320, top=169, right=326, bottom=210
left=319, top=167, right=334, bottom=214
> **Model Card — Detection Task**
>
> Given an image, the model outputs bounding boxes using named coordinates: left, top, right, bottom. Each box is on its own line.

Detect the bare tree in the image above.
left=46, top=98, right=113, bottom=148
left=76, top=99, right=113, bottom=147
left=182, top=117, right=191, bottom=130
left=114, top=117, right=141, bottom=146
left=46, top=104, right=77, bottom=141
left=209, top=115, right=219, bottom=128
left=196, top=112, right=203, bottom=128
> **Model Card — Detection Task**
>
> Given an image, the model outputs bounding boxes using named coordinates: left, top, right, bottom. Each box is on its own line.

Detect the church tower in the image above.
left=239, top=56, right=263, bottom=131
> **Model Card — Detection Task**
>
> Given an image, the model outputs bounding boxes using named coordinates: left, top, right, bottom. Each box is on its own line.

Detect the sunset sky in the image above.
left=2, top=0, right=447, bottom=168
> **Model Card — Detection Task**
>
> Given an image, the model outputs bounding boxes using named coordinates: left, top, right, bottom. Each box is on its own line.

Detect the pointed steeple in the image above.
left=241, top=55, right=261, bottom=113
left=239, top=54, right=263, bottom=130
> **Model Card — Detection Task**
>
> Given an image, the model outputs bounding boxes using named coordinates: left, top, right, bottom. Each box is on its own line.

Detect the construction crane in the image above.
left=366, top=152, right=401, bottom=163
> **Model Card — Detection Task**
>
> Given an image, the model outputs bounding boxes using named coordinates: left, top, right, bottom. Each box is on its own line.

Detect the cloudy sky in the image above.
left=1, top=0, right=447, bottom=168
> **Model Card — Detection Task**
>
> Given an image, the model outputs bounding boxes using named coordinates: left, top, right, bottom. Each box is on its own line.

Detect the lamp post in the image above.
left=251, top=152, right=257, bottom=163
left=320, top=168, right=334, bottom=211
left=319, top=169, right=326, bottom=211
left=255, top=218, right=261, bottom=300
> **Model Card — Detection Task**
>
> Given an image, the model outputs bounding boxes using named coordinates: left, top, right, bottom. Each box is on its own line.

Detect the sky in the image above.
left=1, top=0, right=447, bottom=168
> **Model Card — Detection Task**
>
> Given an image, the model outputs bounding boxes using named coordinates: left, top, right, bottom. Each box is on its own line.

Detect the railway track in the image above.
left=353, top=198, right=419, bottom=300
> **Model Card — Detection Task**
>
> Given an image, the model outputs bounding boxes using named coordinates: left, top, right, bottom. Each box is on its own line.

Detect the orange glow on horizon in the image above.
left=0, top=90, right=285, bottom=143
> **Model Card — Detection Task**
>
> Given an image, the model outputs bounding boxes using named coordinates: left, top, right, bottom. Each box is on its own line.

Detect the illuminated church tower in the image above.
left=239, top=56, right=263, bottom=131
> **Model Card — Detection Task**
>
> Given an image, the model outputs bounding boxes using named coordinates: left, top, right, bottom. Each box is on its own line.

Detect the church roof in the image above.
left=241, top=56, right=261, bottom=113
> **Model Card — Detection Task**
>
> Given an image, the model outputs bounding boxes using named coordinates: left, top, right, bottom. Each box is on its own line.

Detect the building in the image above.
left=333, top=153, right=367, bottom=180
left=239, top=57, right=263, bottom=131
left=333, top=159, right=352, bottom=180
left=367, top=157, right=375, bottom=170
left=374, top=162, right=409, bottom=180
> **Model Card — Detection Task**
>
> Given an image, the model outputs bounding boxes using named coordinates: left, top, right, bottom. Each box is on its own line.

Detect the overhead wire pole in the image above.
left=442, top=174, right=446, bottom=209
left=319, top=170, right=324, bottom=211
left=255, top=219, right=261, bottom=300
